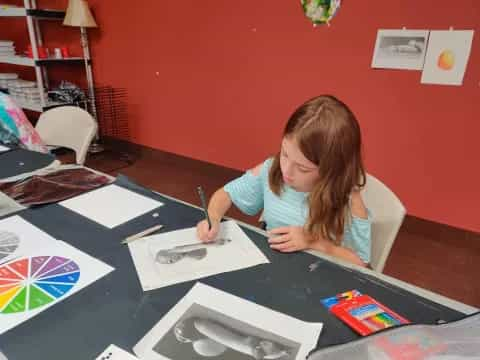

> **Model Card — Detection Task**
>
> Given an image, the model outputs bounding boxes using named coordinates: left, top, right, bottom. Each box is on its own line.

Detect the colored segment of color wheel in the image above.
left=0, top=256, right=80, bottom=313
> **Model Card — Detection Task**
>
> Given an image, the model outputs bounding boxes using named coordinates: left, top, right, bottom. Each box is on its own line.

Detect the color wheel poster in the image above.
left=0, top=216, right=114, bottom=334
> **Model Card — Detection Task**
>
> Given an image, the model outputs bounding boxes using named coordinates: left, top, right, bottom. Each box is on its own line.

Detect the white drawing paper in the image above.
left=60, top=184, right=163, bottom=228
left=0, top=145, right=9, bottom=153
left=0, top=215, right=58, bottom=264
left=0, top=192, right=25, bottom=218
left=128, top=220, right=269, bottom=291
left=421, top=30, right=474, bottom=85
left=0, top=239, right=114, bottom=334
left=134, top=282, right=323, bottom=360
left=371, top=29, right=429, bottom=70
left=95, top=344, right=139, bottom=360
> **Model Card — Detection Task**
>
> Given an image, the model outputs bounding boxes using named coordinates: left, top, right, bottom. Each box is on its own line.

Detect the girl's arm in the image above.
left=208, top=162, right=264, bottom=222
left=198, top=161, right=265, bottom=242
left=269, top=191, right=370, bottom=266
left=207, top=188, right=233, bottom=223
left=268, top=226, right=368, bottom=267
left=309, top=238, right=367, bottom=267
left=310, top=190, right=370, bottom=267
left=308, top=191, right=369, bottom=266
left=197, top=188, right=232, bottom=242
left=350, top=190, right=368, bottom=219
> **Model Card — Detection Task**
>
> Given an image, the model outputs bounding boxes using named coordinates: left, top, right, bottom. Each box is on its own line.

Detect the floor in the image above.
left=63, top=139, right=480, bottom=308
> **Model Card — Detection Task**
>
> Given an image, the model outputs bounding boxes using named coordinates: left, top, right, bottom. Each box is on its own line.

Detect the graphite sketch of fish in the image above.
left=154, top=238, right=232, bottom=264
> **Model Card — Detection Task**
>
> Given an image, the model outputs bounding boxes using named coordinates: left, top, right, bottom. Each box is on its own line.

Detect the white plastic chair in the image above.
left=35, top=106, right=97, bottom=165
left=361, top=174, right=406, bottom=273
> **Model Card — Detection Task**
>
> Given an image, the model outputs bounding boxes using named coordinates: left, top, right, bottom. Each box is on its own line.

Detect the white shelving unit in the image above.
left=0, top=55, right=35, bottom=66
left=0, top=55, right=84, bottom=67
left=0, top=1, right=87, bottom=112
left=0, top=4, right=27, bottom=16
left=11, top=96, right=65, bottom=112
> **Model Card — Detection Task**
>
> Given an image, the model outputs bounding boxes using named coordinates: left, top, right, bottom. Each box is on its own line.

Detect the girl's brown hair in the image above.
left=269, top=95, right=366, bottom=244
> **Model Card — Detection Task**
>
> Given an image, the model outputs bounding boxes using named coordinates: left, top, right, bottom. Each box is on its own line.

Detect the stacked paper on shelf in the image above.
left=7, top=79, right=43, bottom=103
left=0, top=40, right=15, bottom=56
left=0, top=73, right=19, bottom=89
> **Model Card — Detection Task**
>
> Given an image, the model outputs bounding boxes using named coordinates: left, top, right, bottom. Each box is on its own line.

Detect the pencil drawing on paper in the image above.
left=0, top=231, right=20, bottom=261
left=153, top=303, right=299, bottom=359
left=371, top=29, right=429, bottom=70
left=153, top=238, right=232, bottom=264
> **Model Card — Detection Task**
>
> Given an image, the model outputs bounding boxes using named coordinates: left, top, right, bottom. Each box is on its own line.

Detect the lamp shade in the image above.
left=63, top=0, right=98, bottom=28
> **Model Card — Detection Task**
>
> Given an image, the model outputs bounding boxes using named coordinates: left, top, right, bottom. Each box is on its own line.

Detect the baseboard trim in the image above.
left=402, top=215, right=479, bottom=242
left=101, top=137, right=480, bottom=241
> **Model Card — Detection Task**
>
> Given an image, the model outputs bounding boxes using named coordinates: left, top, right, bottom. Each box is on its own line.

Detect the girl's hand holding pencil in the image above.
left=196, top=218, right=220, bottom=242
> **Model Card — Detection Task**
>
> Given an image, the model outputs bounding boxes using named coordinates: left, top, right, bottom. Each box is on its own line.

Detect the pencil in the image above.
left=197, top=186, right=212, bottom=230
left=121, top=224, right=164, bottom=244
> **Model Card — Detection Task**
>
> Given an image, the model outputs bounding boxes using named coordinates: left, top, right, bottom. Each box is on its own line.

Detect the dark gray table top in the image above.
left=0, top=175, right=466, bottom=359
left=0, top=148, right=55, bottom=180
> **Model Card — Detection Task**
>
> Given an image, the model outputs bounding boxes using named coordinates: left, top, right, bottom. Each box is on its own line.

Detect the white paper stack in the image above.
left=7, top=79, right=42, bottom=103
left=60, top=184, right=164, bottom=229
left=0, top=73, right=18, bottom=89
left=0, top=41, right=15, bottom=57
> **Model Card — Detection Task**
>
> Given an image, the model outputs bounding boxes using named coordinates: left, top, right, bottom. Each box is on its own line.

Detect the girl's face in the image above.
left=279, top=136, right=319, bottom=192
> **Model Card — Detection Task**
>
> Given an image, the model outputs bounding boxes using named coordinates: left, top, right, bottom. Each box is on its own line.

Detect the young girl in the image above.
left=196, top=95, right=371, bottom=267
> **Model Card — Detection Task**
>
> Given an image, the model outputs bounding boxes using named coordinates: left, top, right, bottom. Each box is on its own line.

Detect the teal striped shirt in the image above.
left=224, top=158, right=372, bottom=263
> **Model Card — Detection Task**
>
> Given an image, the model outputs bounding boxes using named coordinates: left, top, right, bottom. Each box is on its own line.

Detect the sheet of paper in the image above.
left=95, top=344, right=139, bottom=360
left=0, top=215, right=58, bottom=264
left=0, top=239, right=114, bottom=334
left=128, top=220, right=269, bottom=291
left=134, top=282, right=323, bottom=360
left=371, top=29, right=429, bottom=70
left=421, top=30, right=474, bottom=85
left=0, top=192, right=25, bottom=218
left=60, top=184, right=163, bottom=228
left=0, top=145, right=9, bottom=153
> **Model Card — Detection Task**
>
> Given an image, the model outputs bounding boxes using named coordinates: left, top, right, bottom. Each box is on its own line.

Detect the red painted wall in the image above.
left=3, top=1, right=480, bottom=233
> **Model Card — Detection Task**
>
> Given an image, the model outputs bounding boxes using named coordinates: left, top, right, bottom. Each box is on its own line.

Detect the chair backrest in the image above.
left=361, top=173, right=406, bottom=272
left=35, top=106, right=97, bottom=165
